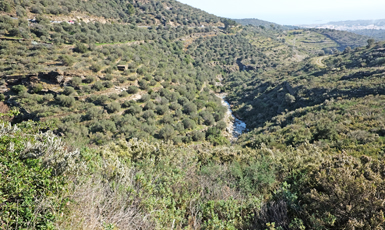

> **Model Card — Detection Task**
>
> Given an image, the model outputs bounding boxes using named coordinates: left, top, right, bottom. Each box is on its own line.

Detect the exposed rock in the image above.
left=56, top=75, right=64, bottom=83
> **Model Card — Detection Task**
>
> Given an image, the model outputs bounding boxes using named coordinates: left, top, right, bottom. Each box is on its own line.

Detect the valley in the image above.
left=1, top=1, right=385, bottom=229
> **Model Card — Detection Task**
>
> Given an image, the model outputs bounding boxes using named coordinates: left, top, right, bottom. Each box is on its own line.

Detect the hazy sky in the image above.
left=177, top=0, right=385, bottom=25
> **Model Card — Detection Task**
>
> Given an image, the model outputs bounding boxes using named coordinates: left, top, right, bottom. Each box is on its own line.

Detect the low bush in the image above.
left=56, top=95, right=75, bottom=107
left=127, top=86, right=139, bottom=94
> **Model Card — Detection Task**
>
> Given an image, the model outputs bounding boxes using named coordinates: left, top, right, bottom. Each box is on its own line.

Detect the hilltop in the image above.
left=1, top=1, right=385, bottom=229
left=0, top=0, right=224, bottom=27
left=233, top=18, right=295, bottom=30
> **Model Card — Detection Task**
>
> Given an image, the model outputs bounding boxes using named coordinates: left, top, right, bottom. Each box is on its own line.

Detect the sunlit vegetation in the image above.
left=1, top=0, right=385, bottom=229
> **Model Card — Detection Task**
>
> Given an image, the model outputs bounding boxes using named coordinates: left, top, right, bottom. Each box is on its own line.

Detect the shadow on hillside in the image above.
left=340, top=69, right=385, bottom=81
left=233, top=81, right=385, bottom=130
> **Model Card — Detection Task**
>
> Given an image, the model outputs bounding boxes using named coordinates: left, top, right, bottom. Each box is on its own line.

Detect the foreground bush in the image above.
left=0, top=121, right=77, bottom=229
left=3, top=119, right=384, bottom=229
left=298, top=154, right=385, bottom=229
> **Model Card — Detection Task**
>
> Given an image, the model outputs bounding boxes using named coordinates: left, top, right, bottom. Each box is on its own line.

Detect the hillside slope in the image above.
left=224, top=41, right=385, bottom=155
left=2, top=1, right=385, bottom=230
left=0, top=0, right=224, bottom=27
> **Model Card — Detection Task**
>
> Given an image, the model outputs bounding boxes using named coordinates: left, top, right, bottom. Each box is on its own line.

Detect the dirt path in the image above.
left=312, top=56, right=328, bottom=68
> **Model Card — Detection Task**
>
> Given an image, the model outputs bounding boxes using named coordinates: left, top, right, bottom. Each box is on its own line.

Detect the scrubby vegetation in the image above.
left=2, top=0, right=385, bottom=229
left=3, top=118, right=385, bottom=229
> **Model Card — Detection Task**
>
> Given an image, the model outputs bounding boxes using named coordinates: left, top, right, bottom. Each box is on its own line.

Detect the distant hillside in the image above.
left=0, top=0, right=224, bottom=27
left=224, top=39, right=385, bottom=155
left=307, top=28, right=370, bottom=49
left=234, top=18, right=295, bottom=30
left=353, top=29, right=385, bottom=41
left=3, top=1, right=385, bottom=229
left=301, top=19, right=385, bottom=40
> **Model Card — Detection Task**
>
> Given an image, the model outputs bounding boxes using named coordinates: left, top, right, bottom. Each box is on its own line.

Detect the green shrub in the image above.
left=59, top=55, right=75, bottom=66
left=183, top=118, right=196, bottom=130
left=159, top=125, right=175, bottom=140
left=71, top=77, right=82, bottom=88
left=90, top=63, right=102, bottom=73
left=81, top=85, right=92, bottom=94
left=12, top=85, right=27, bottom=95
left=63, top=86, right=75, bottom=95
left=84, top=106, right=103, bottom=120
left=140, top=94, right=150, bottom=103
left=119, top=91, right=128, bottom=97
left=74, top=43, right=88, bottom=53
left=105, top=102, right=121, bottom=113
left=156, top=105, right=167, bottom=115
left=84, top=76, right=95, bottom=84
left=0, top=1, right=11, bottom=12
left=128, top=75, right=138, bottom=81
left=126, top=104, right=142, bottom=115
left=169, top=102, right=181, bottom=110
left=109, top=93, right=119, bottom=100
left=0, top=123, right=69, bottom=228
left=138, top=79, right=149, bottom=90
left=295, top=154, right=385, bottom=229
left=142, top=110, right=155, bottom=120
left=32, top=84, right=43, bottom=93
left=144, top=101, right=155, bottom=110
left=127, top=86, right=139, bottom=94
left=216, top=121, right=227, bottom=130
left=183, top=102, right=197, bottom=115
left=56, top=95, right=75, bottom=107
left=93, top=81, right=104, bottom=91
left=104, top=74, right=114, bottom=81
left=122, top=100, right=135, bottom=108
left=103, top=81, right=114, bottom=88
left=192, top=131, right=205, bottom=141
left=173, top=136, right=183, bottom=145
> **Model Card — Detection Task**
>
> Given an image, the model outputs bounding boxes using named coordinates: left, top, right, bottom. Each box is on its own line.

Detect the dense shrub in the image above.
left=127, top=86, right=139, bottom=94
left=295, top=154, right=385, bottom=229
left=71, top=77, right=82, bottom=88
left=105, top=102, right=121, bottom=113
left=216, top=121, right=227, bottom=130
left=74, top=43, right=88, bottom=53
left=84, top=76, right=95, bottom=84
left=0, top=123, right=70, bottom=229
left=155, top=105, right=167, bottom=115
left=183, top=118, right=196, bottom=130
left=63, top=86, right=75, bottom=95
left=144, top=101, right=155, bottom=110
left=12, top=85, right=27, bottom=95
left=32, top=84, right=43, bottom=93
left=93, top=81, right=104, bottom=91
left=103, top=81, right=114, bottom=88
left=84, top=106, right=103, bottom=120
left=183, top=102, right=197, bottom=115
left=56, top=95, right=75, bottom=107
left=159, top=125, right=175, bottom=140
left=90, top=63, right=102, bottom=72
left=126, top=104, right=142, bottom=115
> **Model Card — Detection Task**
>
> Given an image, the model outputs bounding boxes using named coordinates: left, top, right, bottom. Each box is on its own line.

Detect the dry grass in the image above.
left=0, top=102, right=10, bottom=113
left=57, top=176, right=154, bottom=230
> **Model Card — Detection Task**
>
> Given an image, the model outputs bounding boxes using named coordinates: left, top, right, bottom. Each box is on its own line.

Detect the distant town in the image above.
left=300, top=19, right=385, bottom=31
left=302, top=24, right=385, bottom=31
